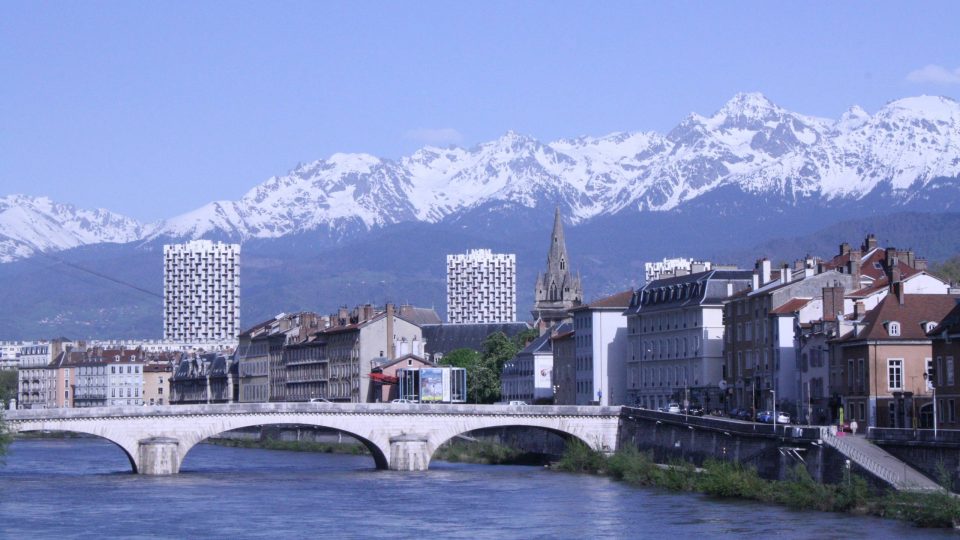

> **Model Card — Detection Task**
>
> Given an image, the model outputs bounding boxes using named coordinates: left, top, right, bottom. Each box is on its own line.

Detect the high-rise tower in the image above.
left=531, top=208, right=582, bottom=332
left=447, top=249, right=517, bottom=323
left=163, top=240, right=240, bottom=342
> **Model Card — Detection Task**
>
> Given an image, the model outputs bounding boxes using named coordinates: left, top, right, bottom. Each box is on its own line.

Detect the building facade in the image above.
left=446, top=249, right=516, bottom=323
left=626, top=270, right=753, bottom=411
left=501, top=326, right=563, bottom=403
left=644, top=258, right=713, bottom=283
left=531, top=209, right=582, bottom=332
left=835, top=292, right=957, bottom=429
left=163, top=240, right=241, bottom=343
left=931, top=302, right=960, bottom=429
left=570, top=290, right=633, bottom=406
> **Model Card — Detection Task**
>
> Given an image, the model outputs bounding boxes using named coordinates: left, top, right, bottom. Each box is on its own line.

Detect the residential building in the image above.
left=0, top=341, right=29, bottom=370
left=318, top=304, right=424, bottom=402
left=644, top=258, right=713, bottom=283
left=163, top=239, right=241, bottom=343
left=18, top=340, right=72, bottom=409
left=723, top=254, right=858, bottom=417
left=930, top=301, right=960, bottom=429
left=834, top=291, right=958, bottom=428
left=143, top=361, right=174, bottom=406
left=531, top=208, right=582, bottom=332
left=570, top=290, right=633, bottom=406
left=283, top=335, right=329, bottom=402
left=79, top=348, right=147, bottom=407
left=626, top=270, right=752, bottom=411
left=169, top=353, right=239, bottom=404
left=501, top=323, right=568, bottom=403
left=551, top=327, right=576, bottom=405
left=446, top=249, right=517, bottom=323
left=236, top=312, right=326, bottom=403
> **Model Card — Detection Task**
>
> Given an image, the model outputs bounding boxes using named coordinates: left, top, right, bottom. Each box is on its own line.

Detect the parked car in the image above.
left=508, top=400, right=527, bottom=406
left=683, top=405, right=704, bottom=416
left=391, top=398, right=414, bottom=404
left=309, top=398, right=331, bottom=403
left=735, top=409, right=753, bottom=421
left=775, top=412, right=791, bottom=424
left=756, top=410, right=774, bottom=423
left=666, top=402, right=681, bottom=414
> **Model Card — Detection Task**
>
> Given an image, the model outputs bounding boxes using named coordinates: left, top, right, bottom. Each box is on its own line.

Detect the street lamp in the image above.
left=924, top=368, right=937, bottom=439
left=770, top=388, right=777, bottom=434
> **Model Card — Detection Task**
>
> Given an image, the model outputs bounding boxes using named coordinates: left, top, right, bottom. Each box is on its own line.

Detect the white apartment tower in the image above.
left=446, top=249, right=516, bottom=323
left=164, top=240, right=241, bottom=342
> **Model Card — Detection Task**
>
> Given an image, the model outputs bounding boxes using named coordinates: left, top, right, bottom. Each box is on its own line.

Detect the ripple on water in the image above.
left=0, top=439, right=950, bottom=539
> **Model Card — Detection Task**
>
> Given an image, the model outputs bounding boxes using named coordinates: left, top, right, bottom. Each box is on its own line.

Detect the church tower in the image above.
left=531, top=208, right=582, bottom=332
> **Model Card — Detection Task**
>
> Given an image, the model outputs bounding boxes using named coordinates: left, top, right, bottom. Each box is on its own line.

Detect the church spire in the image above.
left=531, top=207, right=582, bottom=333
left=547, top=207, right=568, bottom=274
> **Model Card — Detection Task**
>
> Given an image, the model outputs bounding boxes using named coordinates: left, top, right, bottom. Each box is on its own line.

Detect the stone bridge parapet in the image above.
left=5, top=403, right=621, bottom=475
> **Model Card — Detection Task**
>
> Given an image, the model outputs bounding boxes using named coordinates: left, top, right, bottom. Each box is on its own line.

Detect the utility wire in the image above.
left=37, top=250, right=163, bottom=300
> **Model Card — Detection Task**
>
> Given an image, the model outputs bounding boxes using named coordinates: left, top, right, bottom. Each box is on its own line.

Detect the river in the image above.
left=0, top=439, right=948, bottom=539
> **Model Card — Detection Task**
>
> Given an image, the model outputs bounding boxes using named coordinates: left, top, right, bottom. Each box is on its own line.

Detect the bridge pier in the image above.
left=389, top=434, right=431, bottom=471
left=138, top=437, right=181, bottom=475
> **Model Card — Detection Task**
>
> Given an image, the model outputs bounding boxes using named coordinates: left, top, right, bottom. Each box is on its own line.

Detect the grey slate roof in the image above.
left=422, top=322, right=532, bottom=356
left=624, top=269, right=753, bottom=315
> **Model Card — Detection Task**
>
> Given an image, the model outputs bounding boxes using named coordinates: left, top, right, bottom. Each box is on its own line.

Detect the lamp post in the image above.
left=770, top=388, right=777, bottom=435
left=924, top=369, right=937, bottom=439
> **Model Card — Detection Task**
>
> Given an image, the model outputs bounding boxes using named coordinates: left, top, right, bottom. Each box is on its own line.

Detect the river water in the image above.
left=0, top=439, right=948, bottom=539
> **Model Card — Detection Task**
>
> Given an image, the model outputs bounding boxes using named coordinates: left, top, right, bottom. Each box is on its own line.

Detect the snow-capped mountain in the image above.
left=0, top=195, right=147, bottom=263
left=4, top=92, right=960, bottom=262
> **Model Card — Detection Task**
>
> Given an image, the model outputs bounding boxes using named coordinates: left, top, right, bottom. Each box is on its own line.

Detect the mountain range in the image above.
left=1, top=92, right=959, bottom=338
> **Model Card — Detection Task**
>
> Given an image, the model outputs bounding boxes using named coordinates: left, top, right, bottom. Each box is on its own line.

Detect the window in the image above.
left=887, top=321, right=900, bottom=337
left=948, top=357, right=955, bottom=386
left=887, top=359, right=903, bottom=391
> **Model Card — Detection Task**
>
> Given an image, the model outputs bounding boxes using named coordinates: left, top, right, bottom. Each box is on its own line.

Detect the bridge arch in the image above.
left=10, top=425, right=140, bottom=473
left=426, top=417, right=605, bottom=470
left=177, top=420, right=390, bottom=471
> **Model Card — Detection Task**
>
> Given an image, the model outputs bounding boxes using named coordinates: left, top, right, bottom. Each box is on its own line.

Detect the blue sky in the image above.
left=2, top=1, right=958, bottom=221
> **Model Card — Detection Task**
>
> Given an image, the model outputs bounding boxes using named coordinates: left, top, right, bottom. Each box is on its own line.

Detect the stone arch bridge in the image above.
left=5, top=403, right=621, bottom=475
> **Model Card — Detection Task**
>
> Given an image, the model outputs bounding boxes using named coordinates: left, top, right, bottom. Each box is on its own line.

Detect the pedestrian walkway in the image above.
left=821, top=430, right=942, bottom=492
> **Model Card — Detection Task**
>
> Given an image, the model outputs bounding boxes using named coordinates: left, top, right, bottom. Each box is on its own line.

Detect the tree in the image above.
left=931, top=255, right=960, bottom=285
left=439, top=348, right=500, bottom=404
left=0, top=369, right=14, bottom=457
left=513, top=328, right=540, bottom=351
left=481, top=332, right=519, bottom=375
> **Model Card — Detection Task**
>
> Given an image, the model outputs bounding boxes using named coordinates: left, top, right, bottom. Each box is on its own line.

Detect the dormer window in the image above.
left=887, top=321, right=901, bottom=337
left=924, top=322, right=937, bottom=333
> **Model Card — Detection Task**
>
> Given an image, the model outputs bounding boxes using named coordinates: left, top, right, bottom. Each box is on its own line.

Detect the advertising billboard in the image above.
left=419, top=368, right=444, bottom=402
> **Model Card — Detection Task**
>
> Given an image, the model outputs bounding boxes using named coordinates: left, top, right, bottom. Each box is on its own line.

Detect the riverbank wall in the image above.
left=868, top=428, right=960, bottom=491
left=618, top=408, right=887, bottom=491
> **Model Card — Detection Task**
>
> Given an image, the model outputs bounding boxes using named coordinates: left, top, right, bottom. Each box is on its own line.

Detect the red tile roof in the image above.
left=769, top=298, right=813, bottom=315
left=841, top=294, right=959, bottom=342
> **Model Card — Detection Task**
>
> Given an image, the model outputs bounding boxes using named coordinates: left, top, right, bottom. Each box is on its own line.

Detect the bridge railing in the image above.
left=621, top=406, right=821, bottom=441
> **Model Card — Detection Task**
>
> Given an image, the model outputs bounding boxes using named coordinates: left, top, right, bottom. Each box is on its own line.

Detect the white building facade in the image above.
left=164, top=240, right=241, bottom=343
left=446, top=249, right=516, bottom=323
left=644, top=258, right=713, bottom=283
left=570, top=291, right=633, bottom=406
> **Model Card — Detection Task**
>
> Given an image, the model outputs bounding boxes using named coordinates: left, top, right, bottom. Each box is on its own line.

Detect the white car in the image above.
left=391, top=398, right=414, bottom=404
left=776, top=412, right=791, bottom=424
left=508, top=400, right=527, bottom=406
left=309, top=398, right=331, bottom=403
left=666, top=403, right=681, bottom=414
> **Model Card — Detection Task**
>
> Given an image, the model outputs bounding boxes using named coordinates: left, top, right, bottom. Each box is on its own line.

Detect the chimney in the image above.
left=847, top=249, right=862, bottom=286
left=839, top=242, right=851, bottom=256
left=780, top=265, right=789, bottom=284
left=761, top=258, right=772, bottom=285
left=854, top=301, right=866, bottom=320
left=726, top=282, right=734, bottom=297
left=863, top=234, right=878, bottom=252
left=752, top=272, right=759, bottom=290
left=885, top=247, right=898, bottom=269
left=386, top=303, right=395, bottom=359
left=890, top=266, right=904, bottom=305
left=915, top=258, right=928, bottom=271
left=822, top=286, right=844, bottom=322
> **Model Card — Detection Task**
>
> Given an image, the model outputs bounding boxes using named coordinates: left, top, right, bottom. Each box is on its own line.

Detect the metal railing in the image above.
left=820, top=428, right=906, bottom=488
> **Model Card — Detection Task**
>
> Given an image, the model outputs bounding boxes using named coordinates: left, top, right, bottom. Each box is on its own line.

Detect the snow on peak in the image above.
left=4, top=92, right=960, bottom=263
